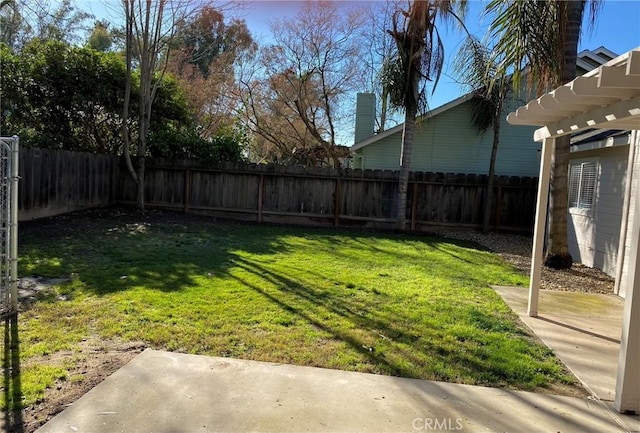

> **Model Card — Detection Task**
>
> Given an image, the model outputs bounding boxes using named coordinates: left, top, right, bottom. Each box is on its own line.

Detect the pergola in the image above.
left=507, top=47, right=640, bottom=414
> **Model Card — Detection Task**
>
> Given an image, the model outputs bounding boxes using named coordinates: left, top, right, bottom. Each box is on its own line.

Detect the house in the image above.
left=351, top=47, right=618, bottom=177
left=507, top=46, right=640, bottom=413
left=567, top=129, right=633, bottom=293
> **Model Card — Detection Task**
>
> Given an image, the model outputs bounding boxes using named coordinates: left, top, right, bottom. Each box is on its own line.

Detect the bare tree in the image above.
left=359, top=0, right=403, bottom=133
left=166, top=6, right=256, bottom=140
left=121, top=0, right=204, bottom=210
left=239, top=0, right=366, bottom=167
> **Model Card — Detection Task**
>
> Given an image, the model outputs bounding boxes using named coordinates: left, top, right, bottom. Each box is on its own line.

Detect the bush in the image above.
left=147, top=126, right=247, bottom=162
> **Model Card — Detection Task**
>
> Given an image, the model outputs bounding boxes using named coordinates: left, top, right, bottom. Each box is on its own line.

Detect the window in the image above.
left=568, top=161, right=597, bottom=210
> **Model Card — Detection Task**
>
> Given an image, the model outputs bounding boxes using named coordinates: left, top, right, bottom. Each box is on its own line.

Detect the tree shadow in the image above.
left=3, top=313, right=23, bottom=433
left=19, top=212, right=293, bottom=295
left=226, top=255, right=423, bottom=378
left=16, top=209, right=545, bottom=388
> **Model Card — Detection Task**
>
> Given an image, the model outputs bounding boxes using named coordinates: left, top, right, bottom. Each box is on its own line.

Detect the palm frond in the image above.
left=453, top=36, right=491, bottom=91
left=383, top=0, right=468, bottom=115
left=487, top=0, right=560, bottom=93
left=379, top=54, right=407, bottom=109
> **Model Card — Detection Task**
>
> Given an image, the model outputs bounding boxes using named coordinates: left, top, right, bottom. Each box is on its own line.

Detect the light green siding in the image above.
left=354, top=93, right=376, bottom=144
left=352, top=99, right=540, bottom=177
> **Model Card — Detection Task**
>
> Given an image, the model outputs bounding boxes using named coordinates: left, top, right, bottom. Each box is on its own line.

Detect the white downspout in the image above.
left=615, top=130, right=638, bottom=296
left=529, top=136, right=554, bottom=317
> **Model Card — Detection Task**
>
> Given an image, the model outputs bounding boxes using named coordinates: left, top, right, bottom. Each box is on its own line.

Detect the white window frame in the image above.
left=568, top=158, right=599, bottom=217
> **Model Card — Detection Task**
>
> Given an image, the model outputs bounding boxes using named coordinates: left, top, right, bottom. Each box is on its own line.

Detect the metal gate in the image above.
left=0, top=136, right=19, bottom=317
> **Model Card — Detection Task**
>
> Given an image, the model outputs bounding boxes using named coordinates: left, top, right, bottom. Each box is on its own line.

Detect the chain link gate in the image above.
left=0, top=136, right=19, bottom=317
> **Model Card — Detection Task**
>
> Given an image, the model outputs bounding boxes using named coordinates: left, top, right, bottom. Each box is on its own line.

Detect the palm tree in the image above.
left=453, top=36, right=511, bottom=233
left=487, top=0, right=601, bottom=268
left=382, top=0, right=466, bottom=230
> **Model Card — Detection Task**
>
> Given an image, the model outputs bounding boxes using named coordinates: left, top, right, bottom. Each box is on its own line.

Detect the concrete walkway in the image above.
left=492, top=286, right=627, bottom=402
left=36, top=348, right=639, bottom=433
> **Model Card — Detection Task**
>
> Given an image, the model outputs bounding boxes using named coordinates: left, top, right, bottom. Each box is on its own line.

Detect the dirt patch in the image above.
left=8, top=338, right=146, bottom=433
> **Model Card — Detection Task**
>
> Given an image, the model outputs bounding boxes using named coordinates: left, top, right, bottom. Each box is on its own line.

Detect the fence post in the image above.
left=183, top=169, right=191, bottom=213
left=9, top=136, right=18, bottom=311
left=258, top=174, right=264, bottom=223
left=334, top=178, right=341, bottom=227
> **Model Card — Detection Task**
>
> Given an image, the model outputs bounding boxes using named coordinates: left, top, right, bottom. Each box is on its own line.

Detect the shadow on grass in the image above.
left=19, top=212, right=506, bottom=296
left=227, top=255, right=424, bottom=378
left=19, top=215, right=293, bottom=295
left=224, top=253, right=548, bottom=386
left=3, top=313, right=23, bottom=433
left=17, top=210, right=548, bottom=389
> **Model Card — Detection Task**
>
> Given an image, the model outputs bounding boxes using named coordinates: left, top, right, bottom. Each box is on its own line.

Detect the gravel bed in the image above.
left=439, top=231, right=615, bottom=294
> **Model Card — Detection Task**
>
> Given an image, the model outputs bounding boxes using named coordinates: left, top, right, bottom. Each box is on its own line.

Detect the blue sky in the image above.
left=230, top=0, right=640, bottom=109
left=79, top=0, right=640, bottom=141
left=83, top=1, right=640, bottom=108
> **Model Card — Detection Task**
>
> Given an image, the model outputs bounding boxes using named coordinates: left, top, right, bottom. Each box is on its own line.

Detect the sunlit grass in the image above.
left=1, top=211, right=575, bottom=409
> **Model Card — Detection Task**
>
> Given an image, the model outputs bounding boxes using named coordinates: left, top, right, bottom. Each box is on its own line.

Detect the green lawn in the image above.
left=3, top=210, right=575, bottom=408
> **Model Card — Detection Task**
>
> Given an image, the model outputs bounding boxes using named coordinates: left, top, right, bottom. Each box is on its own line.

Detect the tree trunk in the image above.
left=397, top=100, right=417, bottom=230
left=483, top=110, right=501, bottom=233
left=379, top=87, right=389, bottom=133
left=137, top=104, right=148, bottom=212
left=122, top=0, right=138, bottom=188
left=544, top=1, right=583, bottom=269
left=137, top=154, right=145, bottom=211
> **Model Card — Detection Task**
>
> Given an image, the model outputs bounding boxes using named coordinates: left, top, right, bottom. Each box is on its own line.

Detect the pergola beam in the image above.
left=533, top=96, right=640, bottom=141
left=573, top=76, right=640, bottom=97
left=627, top=51, right=640, bottom=75
left=599, top=65, right=640, bottom=88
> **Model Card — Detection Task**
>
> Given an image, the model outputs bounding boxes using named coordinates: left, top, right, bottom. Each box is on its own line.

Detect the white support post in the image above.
left=614, top=131, right=637, bottom=295
left=614, top=145, right=640, bottom=412
left=528, top=137, right=554, bottom=317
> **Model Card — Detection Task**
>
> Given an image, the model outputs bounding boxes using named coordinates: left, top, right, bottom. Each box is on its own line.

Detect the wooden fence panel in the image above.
left=189, top=171, right=260, bottom=212
left=340, top=177, right=398, bottom=221
left=262, top=175, right=335, bottom=217
left=497, top=176, right=538, bottom=230
left=18, top=149, right=537, bottom=233
left=132, top=157, right=536, bottom=233
left=19, top=148, right=119, bottom=220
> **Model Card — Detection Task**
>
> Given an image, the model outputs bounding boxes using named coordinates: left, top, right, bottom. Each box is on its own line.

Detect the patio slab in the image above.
left=35, top=348, right=639, bottom=433
left=492, top=285, right=626, bottom=403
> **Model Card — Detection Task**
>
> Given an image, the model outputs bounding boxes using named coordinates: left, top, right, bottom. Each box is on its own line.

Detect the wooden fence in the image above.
left=19, top=148, right=120, bottom=220
left=120, top=158, right=538, bottom=233
left=17, top=149, right=537, bottom=232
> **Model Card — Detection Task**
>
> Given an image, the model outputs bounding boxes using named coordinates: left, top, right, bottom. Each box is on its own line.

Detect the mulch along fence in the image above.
left=19, top=149, right=537, bottom=233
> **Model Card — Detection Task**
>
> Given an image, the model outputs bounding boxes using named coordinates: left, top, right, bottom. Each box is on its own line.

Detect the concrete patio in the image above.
left=493, top=285, right=640, bottom=431
left=34, top=284, right=640, bottom=433
left=493, top=285, right=626, bottom=402
left=35, top=349, right=639, bottom=433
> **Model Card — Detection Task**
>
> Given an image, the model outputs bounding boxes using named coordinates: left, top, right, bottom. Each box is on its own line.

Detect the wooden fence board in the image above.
left=19, top=150, right=537, bottom=233
left=19, top=148, right=120, bottom=220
